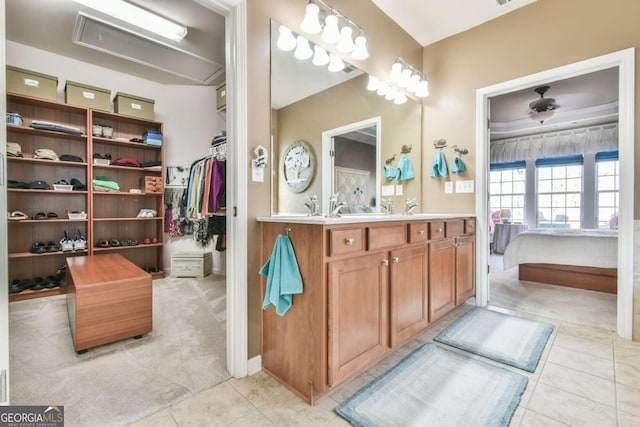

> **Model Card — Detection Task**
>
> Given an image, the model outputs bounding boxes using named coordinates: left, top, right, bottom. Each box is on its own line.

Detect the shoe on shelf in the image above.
left=60, top=231, right=74, bottom=252
left=73, top=229, right=87, bottom=251
left=31, top=242, right=46, bottom=254
left=30, top=277, right=45, bottom=291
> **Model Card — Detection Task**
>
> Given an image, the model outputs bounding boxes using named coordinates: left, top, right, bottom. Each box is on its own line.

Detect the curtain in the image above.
left=490, top=123, right=618, bottom=163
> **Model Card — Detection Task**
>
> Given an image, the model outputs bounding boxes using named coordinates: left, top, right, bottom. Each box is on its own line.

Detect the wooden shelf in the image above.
left=92, top=191, right=162, bottom=197
left=9, top=286, right=67, bottom=302
left=92, top=136, right=162, bottom=151
left=93, top=217, right=162, bottom=221
left=8, top=188, right=88, bottom=194
left=92, top=164, right=162, bottom=172
left=8, top=219, right=89, bottom=224
left=9, top=250, right=89, bottom=259
left=93, top=243, right=163, bottom=253
left=8, top=157, right=88, bottom=167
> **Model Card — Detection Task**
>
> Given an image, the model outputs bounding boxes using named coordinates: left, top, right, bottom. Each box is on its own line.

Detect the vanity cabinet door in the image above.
left=327, top=252, right=389, bottom=386
left=429, top=238, right=456, bottom=322
left=389, top=245, right=429, bottom=347
left=455, top=235, right=476, bottom=305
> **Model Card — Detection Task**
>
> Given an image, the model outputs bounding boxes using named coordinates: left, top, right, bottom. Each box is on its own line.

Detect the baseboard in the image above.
left=247, top=355, right=262, bottom=376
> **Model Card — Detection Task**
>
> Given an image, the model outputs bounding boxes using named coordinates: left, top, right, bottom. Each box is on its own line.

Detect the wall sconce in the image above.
left=300, top=0, right=369, bottom=61
left=366, top=57, right=429, bottom=105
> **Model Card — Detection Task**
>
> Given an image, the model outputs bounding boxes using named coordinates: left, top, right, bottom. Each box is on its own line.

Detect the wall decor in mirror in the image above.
left=270, top=20, right=423, bottom=216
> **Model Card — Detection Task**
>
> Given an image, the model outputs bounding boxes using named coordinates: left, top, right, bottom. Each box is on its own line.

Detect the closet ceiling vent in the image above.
left=72, top=13, right=223, bottom=85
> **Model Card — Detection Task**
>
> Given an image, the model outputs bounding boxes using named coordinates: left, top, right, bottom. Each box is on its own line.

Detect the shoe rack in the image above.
left=6, top=93, right=165, bottom=302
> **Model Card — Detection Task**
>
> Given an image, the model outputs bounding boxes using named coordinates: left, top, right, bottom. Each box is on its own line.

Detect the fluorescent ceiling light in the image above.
left=73, top=0, right=187, bottom=42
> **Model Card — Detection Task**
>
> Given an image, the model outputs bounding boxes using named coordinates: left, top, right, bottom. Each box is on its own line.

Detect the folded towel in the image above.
left=259, top=234, right=303, bottom=316
left=396, top=155, right=415, bottom=181
left=383, top=165, right=398, bottom=180
left=452, top=156, right=466, bottom=173
left=431, top=149, right=449, bottom=178
left=92, top=179, right=120, bottom=191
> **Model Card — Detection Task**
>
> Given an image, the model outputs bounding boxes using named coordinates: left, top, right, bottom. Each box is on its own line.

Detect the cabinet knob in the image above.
left=392, top=257, right=400, bottom=263
left=382, top=259, right=389, bottom=266
left=345, top=238, right=354, bottom=245
left=436, top=228, right=443, bottom=233
left=418, top=229, right=425, bottom=235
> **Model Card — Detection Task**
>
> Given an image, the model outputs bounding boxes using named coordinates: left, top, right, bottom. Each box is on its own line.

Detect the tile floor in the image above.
left=130, top=303, right=640, bottom=427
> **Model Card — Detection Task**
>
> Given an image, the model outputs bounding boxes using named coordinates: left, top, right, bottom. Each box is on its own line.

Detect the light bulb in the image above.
left=398, top=69, right=412, bottom=88
left=312, top=45, right=330, bottom=66
left=277, top=25, right=297, bottom=51
left=328, top=53, right=345, bottom=72
left=394, top=93, right=408, bottom=104
left=336, top=26, right=355, bottom=53
left=351, top=35, right=369, bottom=60
left=294, top=36, right=313, bottom=60
left=376, top=82, right=389, bottom=96
left=385, top=87, right=397, bottom=101
left=389, top=62, right=402, bottom=82
left=300, top=2, right=322, bottom=34
left=407, top=74, right=421, bottom=93
left=322, top=14, right=340, bottom=44
left=366, top=75, right=380, bottom=91
left=415, top=80, right=430, bottom=98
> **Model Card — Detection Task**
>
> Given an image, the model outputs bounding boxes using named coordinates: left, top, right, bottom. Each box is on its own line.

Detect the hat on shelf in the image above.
left=6, top=142, right=23, bottom=157
left=34, top=148, right=59, bottom=161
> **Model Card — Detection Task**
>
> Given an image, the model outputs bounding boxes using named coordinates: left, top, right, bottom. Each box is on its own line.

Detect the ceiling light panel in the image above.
left=73, top=13, right=222, bottom=84
left=73, top=0, right=187, bottom=42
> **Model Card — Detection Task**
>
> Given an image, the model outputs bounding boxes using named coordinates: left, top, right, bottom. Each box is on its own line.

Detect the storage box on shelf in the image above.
left=113, top=92, right=155, bottom=120
left=7, top=66, right=58, bottom=101
left=65, top=81, right=111, bottom=112
left=90, top=109, right=165, bottom=278
left=6, top=93, right=90, bottom=301
left=171, top=252, right=212, bottom=278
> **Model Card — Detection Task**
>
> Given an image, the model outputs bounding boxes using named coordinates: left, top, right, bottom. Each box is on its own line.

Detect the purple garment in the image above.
left=209, top=159, right=226, bottom=213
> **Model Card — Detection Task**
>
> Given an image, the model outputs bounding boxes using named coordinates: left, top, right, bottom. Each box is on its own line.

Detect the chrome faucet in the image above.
left=328, top=193, right=345, bottom=217
left=382, top=198, right=394, bottom=215
left=304, top=195, right=320, bottom=216
left=404, top=197, right=419, bottom=215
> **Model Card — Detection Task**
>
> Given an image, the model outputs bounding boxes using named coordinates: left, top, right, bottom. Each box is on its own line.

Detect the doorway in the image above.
left=475, top=49, right=635, bottom=339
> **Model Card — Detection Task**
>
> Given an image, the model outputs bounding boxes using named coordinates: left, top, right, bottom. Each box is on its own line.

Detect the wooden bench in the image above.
left=66, top=254, right=152, bottom=353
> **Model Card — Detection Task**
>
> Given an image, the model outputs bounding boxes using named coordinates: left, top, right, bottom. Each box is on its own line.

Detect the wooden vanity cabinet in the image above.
left=260, top=216, right=474, bottom=404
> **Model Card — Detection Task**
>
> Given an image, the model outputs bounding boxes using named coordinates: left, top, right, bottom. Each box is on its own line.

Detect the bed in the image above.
left=502, top=229, right=618, bottom=294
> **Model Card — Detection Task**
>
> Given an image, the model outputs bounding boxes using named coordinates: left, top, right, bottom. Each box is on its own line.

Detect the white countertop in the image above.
left=257, top=213, right=473, bottom=225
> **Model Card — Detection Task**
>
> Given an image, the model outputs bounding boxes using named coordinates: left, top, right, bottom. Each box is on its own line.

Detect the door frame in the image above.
left=0, top=0, right=9, bottom=405
left=475, top=48, right=635, bottom=339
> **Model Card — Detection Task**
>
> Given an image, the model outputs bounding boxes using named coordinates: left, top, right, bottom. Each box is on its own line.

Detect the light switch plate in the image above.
left=381, top=185, right=395, bottom=196
left=251, top=160, right=264, bottom=182
left=395, top=185, right=403, bottom=195
left=456, top=180, right=475, bottom=193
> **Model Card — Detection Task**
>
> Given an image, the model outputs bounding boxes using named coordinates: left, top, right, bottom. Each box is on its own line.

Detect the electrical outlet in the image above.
left=445, top=182, right=453, bottom=194
left=395, top=185, right=403, bottom=195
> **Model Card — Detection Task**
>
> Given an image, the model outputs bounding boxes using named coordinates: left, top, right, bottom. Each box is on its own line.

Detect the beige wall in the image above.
left=275, top=74, right=422, bottom=214
left=247, top=0, right=423, bottom=357
left=421, top=0, right=640, bottom=338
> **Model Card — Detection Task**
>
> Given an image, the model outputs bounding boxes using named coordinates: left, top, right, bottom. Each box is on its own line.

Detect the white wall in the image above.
left=6, top=41, right=227, bottom=275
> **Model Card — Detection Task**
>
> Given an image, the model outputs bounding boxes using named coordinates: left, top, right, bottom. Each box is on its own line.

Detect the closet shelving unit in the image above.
left=6, top=93, right=165, bottom=302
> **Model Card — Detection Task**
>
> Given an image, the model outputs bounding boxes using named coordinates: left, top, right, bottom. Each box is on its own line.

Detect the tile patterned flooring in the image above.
left=131, top=303, right=640, bottom=427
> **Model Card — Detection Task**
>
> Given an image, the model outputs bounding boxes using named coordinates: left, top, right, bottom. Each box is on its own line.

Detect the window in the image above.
left=535, top=155, right=584, bottom=229
left=489, top=161, right=526, bottom=224
left=596, top=150, right=619, bottom=229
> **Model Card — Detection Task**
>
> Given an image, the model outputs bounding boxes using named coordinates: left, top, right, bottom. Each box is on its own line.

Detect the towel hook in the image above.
left=433, top=139, right=447, bottom=149
left=453, top=145, right=469, bottom=155
left=401, top=144, right=412, bottom=154
left=385, top=154, right=397, bottom=165
left=285, top=227, right=291, bottom=237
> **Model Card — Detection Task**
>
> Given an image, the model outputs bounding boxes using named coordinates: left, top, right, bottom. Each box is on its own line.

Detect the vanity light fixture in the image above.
left=294, top=36, right=314, bottom=60
left=73, top=0, right=187, bottom=42
left=300, top=0, right=368, bottom=62
left=312, top=45, right=330, bottom=66
left=277, top=25, right=297, bottom=51
left=328, top=53, right=345, bottom=72
left=367, top=57, right=429, bottom=105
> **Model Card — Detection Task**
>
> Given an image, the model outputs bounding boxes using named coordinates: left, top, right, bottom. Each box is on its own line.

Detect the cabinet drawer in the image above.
left=445, top=220, right=465, bottom=237
left=429, top=221, right=445, bottom=240
left=329, top=228, right=364, bottom=256
left=368, top=224, right=406, bottom=251
left=465, top=219, right=476, bottom=235
left=408, top=222, right=429, bottom=243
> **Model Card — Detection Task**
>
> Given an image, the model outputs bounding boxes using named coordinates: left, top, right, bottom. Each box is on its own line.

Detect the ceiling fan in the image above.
left=529, top=85, right=560, bottom=124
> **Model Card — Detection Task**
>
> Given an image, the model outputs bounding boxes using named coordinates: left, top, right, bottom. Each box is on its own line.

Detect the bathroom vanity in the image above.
left=258, top=214, right=475, bottom=404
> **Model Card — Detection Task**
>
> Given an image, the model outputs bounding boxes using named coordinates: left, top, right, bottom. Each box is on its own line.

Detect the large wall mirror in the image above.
left=270, top=20, right=422, bottom=215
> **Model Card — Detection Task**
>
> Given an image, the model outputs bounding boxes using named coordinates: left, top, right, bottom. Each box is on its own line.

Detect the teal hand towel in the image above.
left=383, top=165, right=398, bottom=180
left=431, top=149, right=449, bottom=178
left=259, top=234, right=303, bottom=316
left=396, top=155, right=415, bottom=181
left=452, top=156, right=466, bottom=173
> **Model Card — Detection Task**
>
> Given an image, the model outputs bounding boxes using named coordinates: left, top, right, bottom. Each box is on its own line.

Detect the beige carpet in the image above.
left=488, top=254, right=616, bottom=331
left=9, top=275, right=229, bottom=427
